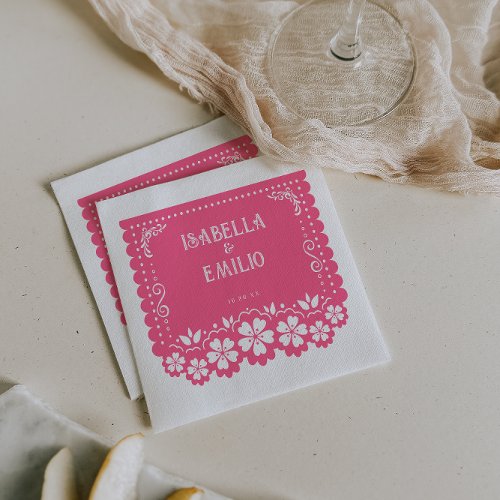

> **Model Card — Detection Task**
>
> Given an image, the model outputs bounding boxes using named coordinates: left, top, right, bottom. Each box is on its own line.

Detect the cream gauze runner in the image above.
left=88, top=0, right=500, bottom=194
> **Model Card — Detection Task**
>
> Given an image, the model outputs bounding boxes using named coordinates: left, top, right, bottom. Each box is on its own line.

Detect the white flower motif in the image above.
left=325, top=304, right=345, bottom=325
left=207, top=338, right=238, bottom=370
left=277, top=315, right=307, bottom=347
left=179, top=328, right=201, bottom=346
left=187, top=358, right=209, bottom=380
left=238, top=318, right=274, bottom=356
left=164, top=352, right=185, bottom=373
left=309, top=320, right=331, bottom=342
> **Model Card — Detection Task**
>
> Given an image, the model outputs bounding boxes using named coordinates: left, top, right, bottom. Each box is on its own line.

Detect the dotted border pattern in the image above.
left=121, top=170, right=349, bottom=385
left=77, top=136, right=258, bottom=325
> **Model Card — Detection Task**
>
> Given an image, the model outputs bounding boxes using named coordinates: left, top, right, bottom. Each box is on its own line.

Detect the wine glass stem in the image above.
left=329, top=0, right=366, bottom=61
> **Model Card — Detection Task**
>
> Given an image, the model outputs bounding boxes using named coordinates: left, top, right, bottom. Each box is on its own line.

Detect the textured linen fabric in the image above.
left=88, top=0, right=500, bottom=193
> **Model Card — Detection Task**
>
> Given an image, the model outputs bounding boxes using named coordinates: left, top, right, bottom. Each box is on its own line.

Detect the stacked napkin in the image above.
left=53, top=118, right=389, bottom=431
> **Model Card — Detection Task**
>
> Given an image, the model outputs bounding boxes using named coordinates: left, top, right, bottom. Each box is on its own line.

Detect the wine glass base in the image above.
left=267, top=0, right=416, bottom=127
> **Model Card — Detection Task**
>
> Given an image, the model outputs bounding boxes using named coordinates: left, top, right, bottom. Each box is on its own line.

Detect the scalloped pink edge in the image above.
left=78, top=136, right=258, bottom=325
left=121, top=170, right=349, bottom=386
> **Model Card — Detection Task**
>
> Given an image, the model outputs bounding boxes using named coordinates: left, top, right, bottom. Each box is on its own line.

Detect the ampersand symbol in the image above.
left=224, top=242, right=234, bottom=254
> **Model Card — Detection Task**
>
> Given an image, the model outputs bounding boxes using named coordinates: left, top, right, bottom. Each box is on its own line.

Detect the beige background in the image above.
left=1, top=1, right=499, bottom=499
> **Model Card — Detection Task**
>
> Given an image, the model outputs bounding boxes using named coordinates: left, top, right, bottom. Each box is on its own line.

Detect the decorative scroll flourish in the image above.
left=141, top=223, right=166, bottom=258
left=217, top=150, right=244, bottom=165
left=152, top=282, right=169, bottom=318
left=303, top=240, right=323, bottom=272
left=123, top=170, right=349, bottom=386
left=267, top=187, right=302, bottom=215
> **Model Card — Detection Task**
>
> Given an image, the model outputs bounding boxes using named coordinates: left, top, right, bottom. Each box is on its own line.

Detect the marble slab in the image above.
left=0, top=385, right=230, bottom=500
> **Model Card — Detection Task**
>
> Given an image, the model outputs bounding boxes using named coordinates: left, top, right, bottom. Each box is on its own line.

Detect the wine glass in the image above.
left=267, top=0, right=416, bottom=127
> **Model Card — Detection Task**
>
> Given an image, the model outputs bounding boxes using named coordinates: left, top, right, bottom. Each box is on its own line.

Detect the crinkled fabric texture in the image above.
left=89, top=0, right=500, bottom=193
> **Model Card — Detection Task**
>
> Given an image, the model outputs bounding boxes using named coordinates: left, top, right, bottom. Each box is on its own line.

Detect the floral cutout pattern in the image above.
left=325, top=304, right=347, bottom=327
left=277, top=315, right=308, bottom=354
left=153, top=293, right=347, bottom=385
left=207, top=338, right=238, bottom=372
left=186, top=358, right=210, bottom=384
left=237, top=317, right=275, bottom=366
left=163, top=352, right=185, bottom=375
left=309, top=320, right=332, bottom=347
left=122, top=170, right=349, bottom=386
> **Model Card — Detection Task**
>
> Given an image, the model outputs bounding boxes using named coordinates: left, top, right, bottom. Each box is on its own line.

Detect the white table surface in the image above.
left=1, top=1, right=499, bottom=499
